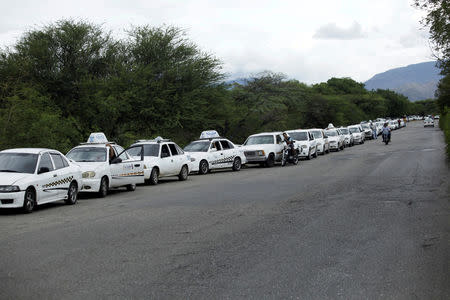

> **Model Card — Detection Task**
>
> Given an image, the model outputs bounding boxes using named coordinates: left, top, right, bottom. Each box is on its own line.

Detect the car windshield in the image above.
left=288, top=132, right=308, bottom=141
left=361, top=124, right=370, bottom=129
left=66, top=147, right=107, bottom=162
left=325, top=130, right=337, bottom=136
left=349, top=127, right=359, bottom=133
left=244, top=135, right=274, bottom=145
left=184, top=141, right=210, bottom=152
left=0, top=153, right=38, bottom=174
left=339, top=128, right=349, bottom=134
left=311, top=130, right=323, bottom=139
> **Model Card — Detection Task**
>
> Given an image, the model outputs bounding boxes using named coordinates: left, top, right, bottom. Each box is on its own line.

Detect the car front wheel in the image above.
left=232, top=157, right=241, bottom=171
left=65, top=182, right=78, bottom=205
left=22, top=188, right=36, bottom=213
left=98, top=177, right=108, bottom=198
left=149, top=168, right=159, bottom=185
left=199, top=160, right=209, bottom=175
left=178, top=165, right=188, bottom=181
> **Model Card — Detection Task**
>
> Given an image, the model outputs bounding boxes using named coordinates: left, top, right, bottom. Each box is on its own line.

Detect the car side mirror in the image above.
left=38, top=167, right=50, bottom=174
left=111, top=157, right=122, bottom=164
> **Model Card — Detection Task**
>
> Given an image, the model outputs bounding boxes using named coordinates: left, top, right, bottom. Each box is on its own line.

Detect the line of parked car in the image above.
left=0, top=118, right=407, bottom=213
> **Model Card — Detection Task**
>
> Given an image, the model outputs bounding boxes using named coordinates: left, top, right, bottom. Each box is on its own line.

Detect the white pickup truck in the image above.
left=241, top=132, right=284, bottom=167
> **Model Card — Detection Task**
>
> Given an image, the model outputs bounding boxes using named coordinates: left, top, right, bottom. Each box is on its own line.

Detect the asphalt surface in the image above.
left=0, top=121, right=448, bottom=300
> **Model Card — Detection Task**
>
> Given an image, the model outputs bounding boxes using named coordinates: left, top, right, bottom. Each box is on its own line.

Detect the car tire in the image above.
left=265, top=154, right=275, bottom=167
left=178, top=165, right=188, bottom=181
left=65, top=182, right=78, bottom=205
left=22, top=188, right=36, bottom=213
left=232, top=157, right=241, bottom=171
left=98, top=177, right=109, bottom=198
left=198, top=160, right=209, bottom=175
left=149, top=168, right=159, bottom=185
left=313, top=150, right=318, bottom=158
left=307, top=150, right=312, bottom=160
left=126, top=184, right=136, bottom=191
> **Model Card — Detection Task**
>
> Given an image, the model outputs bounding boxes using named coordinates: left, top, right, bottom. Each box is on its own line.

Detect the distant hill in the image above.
left=364, top=61, right=443, bottom=101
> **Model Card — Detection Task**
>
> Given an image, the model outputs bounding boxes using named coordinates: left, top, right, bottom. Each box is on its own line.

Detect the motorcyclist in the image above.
left=382, top=123, right=391, bottom=142
left=282, top=132, right=295, bottom=156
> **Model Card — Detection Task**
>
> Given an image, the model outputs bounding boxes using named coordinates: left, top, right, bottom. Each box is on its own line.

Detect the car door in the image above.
left=35, top=152, right=60, bottom=203
left=49, top=152, right=72, bottom=199
left=168, top=143, right=184, bottom=174
left=219, top=140, right=235, bottom=168
left=159, top=144, right=175, bottom=176
left=309, top=132, right=316, bottom=154
left=109, top=145, right=145, bottom=186
left=209, top=140, right=223, bottom=169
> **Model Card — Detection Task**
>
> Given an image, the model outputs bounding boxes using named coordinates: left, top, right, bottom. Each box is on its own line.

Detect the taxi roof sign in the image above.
left=200, top=130, right=219, bottom=139
left=87, top=132, right=108, bottom=143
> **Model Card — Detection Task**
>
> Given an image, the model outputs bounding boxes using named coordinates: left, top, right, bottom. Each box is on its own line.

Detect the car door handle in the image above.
left=171, top=159, right=174, bottom=162
left=220, top=153, right=223, bottom=155
left=134, top=164, right=140, bottom=167
left=53, top=174, right=58, bottom=177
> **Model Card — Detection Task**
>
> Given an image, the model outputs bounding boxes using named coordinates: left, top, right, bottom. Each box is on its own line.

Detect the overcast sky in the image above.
left=0, top=0, right=432, bottom=83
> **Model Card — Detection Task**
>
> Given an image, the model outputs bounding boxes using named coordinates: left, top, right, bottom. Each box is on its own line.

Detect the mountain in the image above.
left=364, top=61, right=443, bottom=101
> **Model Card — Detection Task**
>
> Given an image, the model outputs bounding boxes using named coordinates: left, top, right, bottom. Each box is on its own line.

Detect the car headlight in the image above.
left=0, top=185, right=20, bottom=193
left=82, top=171, right=96, bottom=178
left=257, top=150, right=265, bottom=156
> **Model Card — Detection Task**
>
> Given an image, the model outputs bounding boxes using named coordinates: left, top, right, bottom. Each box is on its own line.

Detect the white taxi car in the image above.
left=337, top=127, right=354, bottom=147
left=348, top=125, right=364, bottom=144
left=130, top=138, right=191, bottom=185
left=424, top=117, right=435, bottom=127
left=66, top=133, right=145, bottom=197
left=309, top=129, right=330, bottom=155
left=184, top=131, right=246, bottom=174
left=286, top=130, right=317, bottom=159
left=241, top=132, right=284, bottom=167
left=360, top=123, right=373, bottom=140
left=324, top=128, right=345, bottom=151
left=0, top=148, right=82, bottom=213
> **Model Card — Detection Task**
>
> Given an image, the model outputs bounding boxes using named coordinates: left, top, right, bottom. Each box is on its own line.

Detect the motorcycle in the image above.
left=281, top=143, right=299, bottom=166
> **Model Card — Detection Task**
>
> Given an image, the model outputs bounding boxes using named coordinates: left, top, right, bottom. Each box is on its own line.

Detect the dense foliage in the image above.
left=0, top=20, right=438, bottom=152
left=415, top=0, right=450, bottom=156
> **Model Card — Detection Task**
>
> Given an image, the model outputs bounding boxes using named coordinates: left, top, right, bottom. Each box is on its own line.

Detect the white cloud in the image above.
left=313, top=22, right=366, bottom=40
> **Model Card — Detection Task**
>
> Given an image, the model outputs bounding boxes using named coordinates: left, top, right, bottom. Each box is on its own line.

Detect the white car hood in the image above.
left=328, top=136, right=339, bottom=142
left=0, top=172, right=34, bottom=185
left=240, top=145, right=273, bottom=151
left=73, top=162, right=105, bottom=172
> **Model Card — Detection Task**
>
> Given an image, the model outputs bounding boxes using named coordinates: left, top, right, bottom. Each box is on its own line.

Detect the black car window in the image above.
left=220, top=140, right=231, bottom=150
left=276, top=135, right=282, bottom=143
left=161, top=145, right=171, bottom=158
left=212, top=141, right=222, bottom=150
left=143, top=144, right=159, bottom=157
left=50, top=153, right=66, bottom=170
left=38, top=153, right=54, bottom=172
left=168, top=143, right=179, bottom=156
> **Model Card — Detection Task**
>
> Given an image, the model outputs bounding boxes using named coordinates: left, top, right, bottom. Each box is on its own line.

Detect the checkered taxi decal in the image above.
left=42, top=176, right=73, bottom=190
left=210, top=155, right=235, bottom=166
left=111, top=171, right=144, bottom=179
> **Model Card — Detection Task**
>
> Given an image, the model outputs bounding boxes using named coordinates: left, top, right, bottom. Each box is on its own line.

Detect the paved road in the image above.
left=0, top=122, right=448, bottom=299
